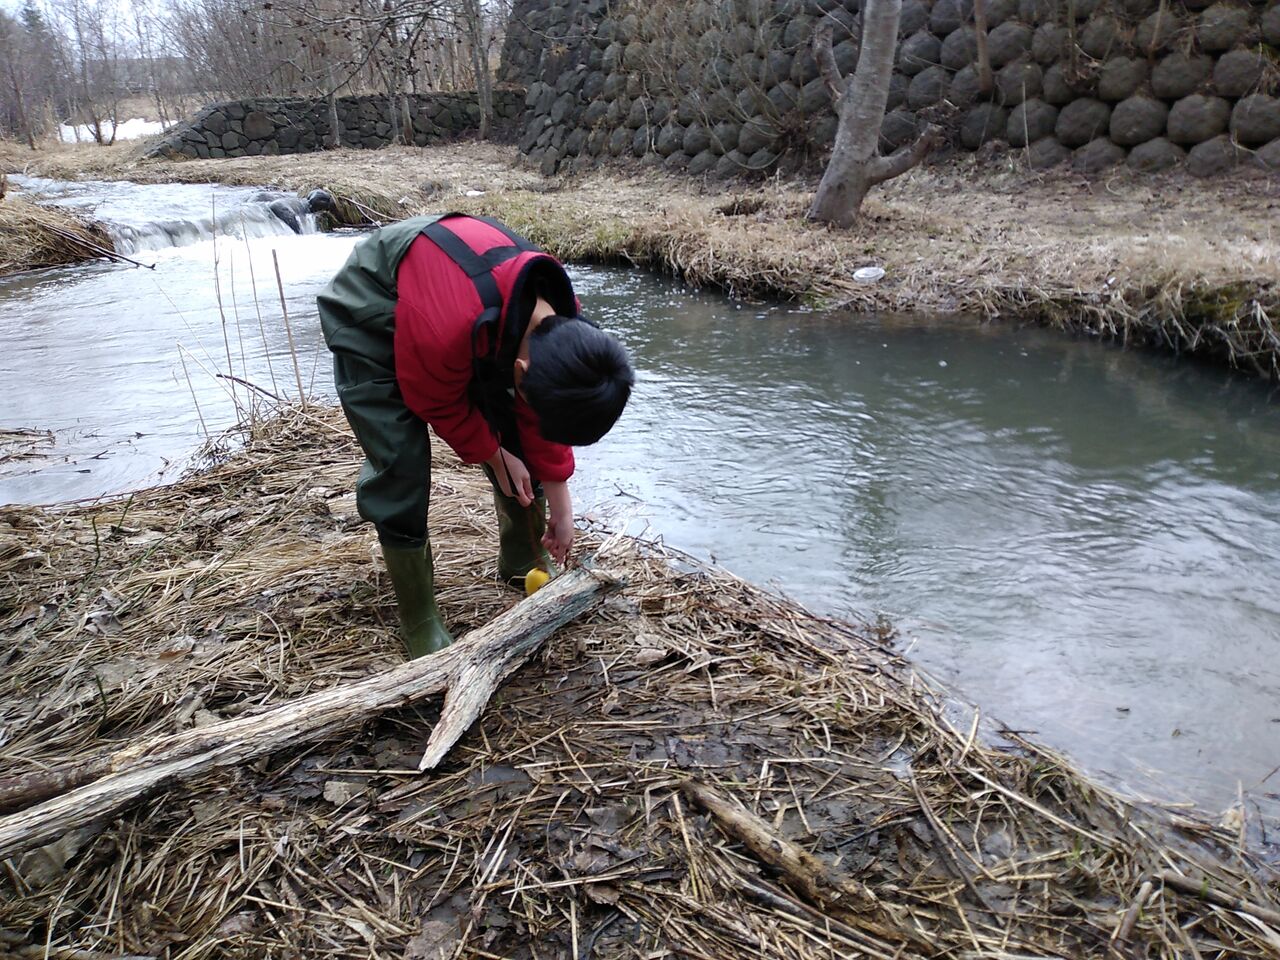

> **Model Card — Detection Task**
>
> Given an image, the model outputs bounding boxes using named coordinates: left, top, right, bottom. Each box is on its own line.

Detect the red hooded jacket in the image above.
left=392, top=217, right=575, bottom=484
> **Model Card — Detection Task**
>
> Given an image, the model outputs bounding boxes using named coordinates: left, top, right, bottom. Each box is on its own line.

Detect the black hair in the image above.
left=523, top=316, right=634, bottom=446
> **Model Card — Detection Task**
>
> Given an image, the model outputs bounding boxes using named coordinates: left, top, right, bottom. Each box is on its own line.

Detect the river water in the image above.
left=3, top=178, right=1278, bottom=818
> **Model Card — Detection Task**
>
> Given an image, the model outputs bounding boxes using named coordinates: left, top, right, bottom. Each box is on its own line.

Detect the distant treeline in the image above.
left=0, top=0, right=511, bottom=147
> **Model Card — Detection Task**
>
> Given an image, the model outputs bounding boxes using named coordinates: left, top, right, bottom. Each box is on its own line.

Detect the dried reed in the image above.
left=1, top=404, right=1277, bottom=958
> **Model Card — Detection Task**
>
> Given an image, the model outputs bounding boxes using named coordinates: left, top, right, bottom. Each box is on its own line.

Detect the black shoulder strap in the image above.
left=421, top=218, right=503, bottom=313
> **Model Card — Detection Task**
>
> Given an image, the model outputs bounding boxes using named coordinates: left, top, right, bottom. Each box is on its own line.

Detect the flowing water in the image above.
left=2, top=179, right=1278, bottom=818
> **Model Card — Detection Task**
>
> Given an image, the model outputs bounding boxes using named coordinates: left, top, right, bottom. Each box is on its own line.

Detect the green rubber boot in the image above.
left=485, top=466, right=556, bottom=589
left=380, top=542, right=454, bottom=658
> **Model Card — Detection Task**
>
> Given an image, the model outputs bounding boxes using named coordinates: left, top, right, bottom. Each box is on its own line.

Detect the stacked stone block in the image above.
left=146, top=92, right=525, bottom=160
left=504, top=0, right=1280, bottom=177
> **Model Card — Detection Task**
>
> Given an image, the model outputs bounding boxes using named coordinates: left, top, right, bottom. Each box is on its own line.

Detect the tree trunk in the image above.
left=0, top=564, right=619, bottom=860
left=5, top=60, right=35, bottom=149
left=385, top=0, right=401, bottom=145
left=464, top=0, right=491, bottom=138
left=974, top=0, right=993, bottom=95
left=326, top=63, right=342, bottom=149
left=807, top=0, right=939, bottom=227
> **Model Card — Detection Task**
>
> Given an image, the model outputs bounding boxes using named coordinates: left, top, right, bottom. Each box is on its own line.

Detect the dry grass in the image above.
left=0, top=192, right=116, bottom=276
left=2, top=404, right=1279, bottom=958
left=6, top=138, right=1280, bottom=375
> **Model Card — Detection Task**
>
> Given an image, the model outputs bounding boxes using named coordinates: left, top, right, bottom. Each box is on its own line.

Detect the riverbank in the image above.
left=1, top=404, right=1278, bottom=957
left=4, top=138, right=1278, bottom=378
left=0, top=190, right=115, bottom=275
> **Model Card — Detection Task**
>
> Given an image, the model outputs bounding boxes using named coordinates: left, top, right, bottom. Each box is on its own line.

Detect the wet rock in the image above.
left=712, top=120, right=741, bottom=152
left=583, top=100, right=608, bottom=126
left=961, top=103, right=1009, bottom=148
left=632, top=126, right=651, bottom=157
left=948, top=65, right=983, bottom=106
left=985, top=0, right=1018, bottom=27
left=888, top=72, right=910, bottom=110
left=533, top=83, right=558, bottom=115
left=581, top=71, right=606, bottom=101
left=1252, top=137, right=1280, bottom=172
left=1027, top=135, right=1071, bottom=168
left=221, top=130, right=247, bottom=151
left=930, top=0, right=973, bottom=35
left=941, top=26, right=978, bottom=69
left=800, top=77, right=833, bottom=113
left=1007, top=98, right=1059, bottom=146
left=908, top=65, right=950, bottom=108
left=664, top=150, right=692, bottom=172
left=792, top=49, right=822, bottom=85
left=1032, top=24, right=1069, bottom=64
left=1098, top=57, right=1149, bottom=102
left=565, top=127, right=589, bottom=156
left=1167, top=94, right=1231, bottom=145
left=1116, top=0, right=1157, bottom=16
left=1196, top=2, right=1254, bottom=52
left=998, top=61, right=1043, bottom=105
left=834, top=40, right=860, bottom=75
left=627, top=99, right=650, bottom=129
left=987, top=22, right=1033, bottom=67
left=1213, top=49, right=1265, bottom=99
left=1110, top=96, right=1169, bottom=146
left=1041, top=63, right=1079, bottom=105
left=767, top=82, right=800, bottom=114
left=676, top=94, right=702, bottom=126
left=1079, top=16, right=1123, bottom=59
left=714, top=149, right=749, bottom=178
left=764, top=50, right=795, bottom=85
left=738, top=115, right=780, bottom=154
left=1231, top=94, right=1280, bottom=146
left=808, top=113, right=839, bottom=147
left=1134, top=9, right=1182, bottom=51
left=1055, top=97, right=1112, bottom=147
left=1019, top=0, right=1057, bottom=24
left=1126, top=136, right=1185, bottom=171
left=746, top=147, right=779, bottom=171
left=1265, top=3, right=1280, bottom=45
left=682, top=123, right=712, bottom=155
left=900, top=0, right=930, bottom=34
left=880, top=109, right=920, bottom=150
left=608, top=126, right=630, bottom=157
left=688, top=148, right=718, bottom=175
left=1186, top=135, right=1240, bottom=176
left=1073, top=137, right=1127, bottom=172
left=204, top=111, right=228, bottom=136
left=1151, top=53, right=1214, bottom=100
left=900, top=31, right=942, bottom=75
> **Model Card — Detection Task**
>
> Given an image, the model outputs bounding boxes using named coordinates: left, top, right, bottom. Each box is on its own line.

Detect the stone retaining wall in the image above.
left=502, top=0, right=1280, bottom=177
left=146, top=91, right=526, bottom=159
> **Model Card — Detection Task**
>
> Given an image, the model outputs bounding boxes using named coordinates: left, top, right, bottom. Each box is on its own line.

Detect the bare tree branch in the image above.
left=870, top=123, right=942, bottom=184
left=812, top=16, right=847, bottom=107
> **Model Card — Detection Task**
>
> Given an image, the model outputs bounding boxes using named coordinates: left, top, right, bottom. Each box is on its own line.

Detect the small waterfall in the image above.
left=9, top=175, right=319, bottom=256
left=107, top=204, right=317, bottom=255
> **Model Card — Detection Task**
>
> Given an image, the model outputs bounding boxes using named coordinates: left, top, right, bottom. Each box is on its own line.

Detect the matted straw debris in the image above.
left=1, top=406, right=1278, bottom=959
left=0, top=193, right=117, bottom=276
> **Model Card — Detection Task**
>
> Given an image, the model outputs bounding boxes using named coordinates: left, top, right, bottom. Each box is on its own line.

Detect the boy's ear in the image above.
left=513, top=357, right=530, bottom=386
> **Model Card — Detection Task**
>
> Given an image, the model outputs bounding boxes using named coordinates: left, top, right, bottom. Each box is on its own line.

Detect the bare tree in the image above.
left=0, top=12, right=37, bottom=147
left=807, top=0, right=941, bottom=227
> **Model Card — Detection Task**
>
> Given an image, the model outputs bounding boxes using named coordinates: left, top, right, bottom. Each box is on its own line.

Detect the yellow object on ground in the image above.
left=524, top=568, right=551, bottom=596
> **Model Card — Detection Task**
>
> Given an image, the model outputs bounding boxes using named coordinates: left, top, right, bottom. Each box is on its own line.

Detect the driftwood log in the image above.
left=0, top=564, right=618, bottom=860
left=680, top=779, right=933, bottom=953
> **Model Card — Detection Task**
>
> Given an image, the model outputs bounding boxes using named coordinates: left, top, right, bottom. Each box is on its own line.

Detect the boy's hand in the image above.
left=542, top=480, right=574, bottom=565
left=486, top=447, right=533, bottom=506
